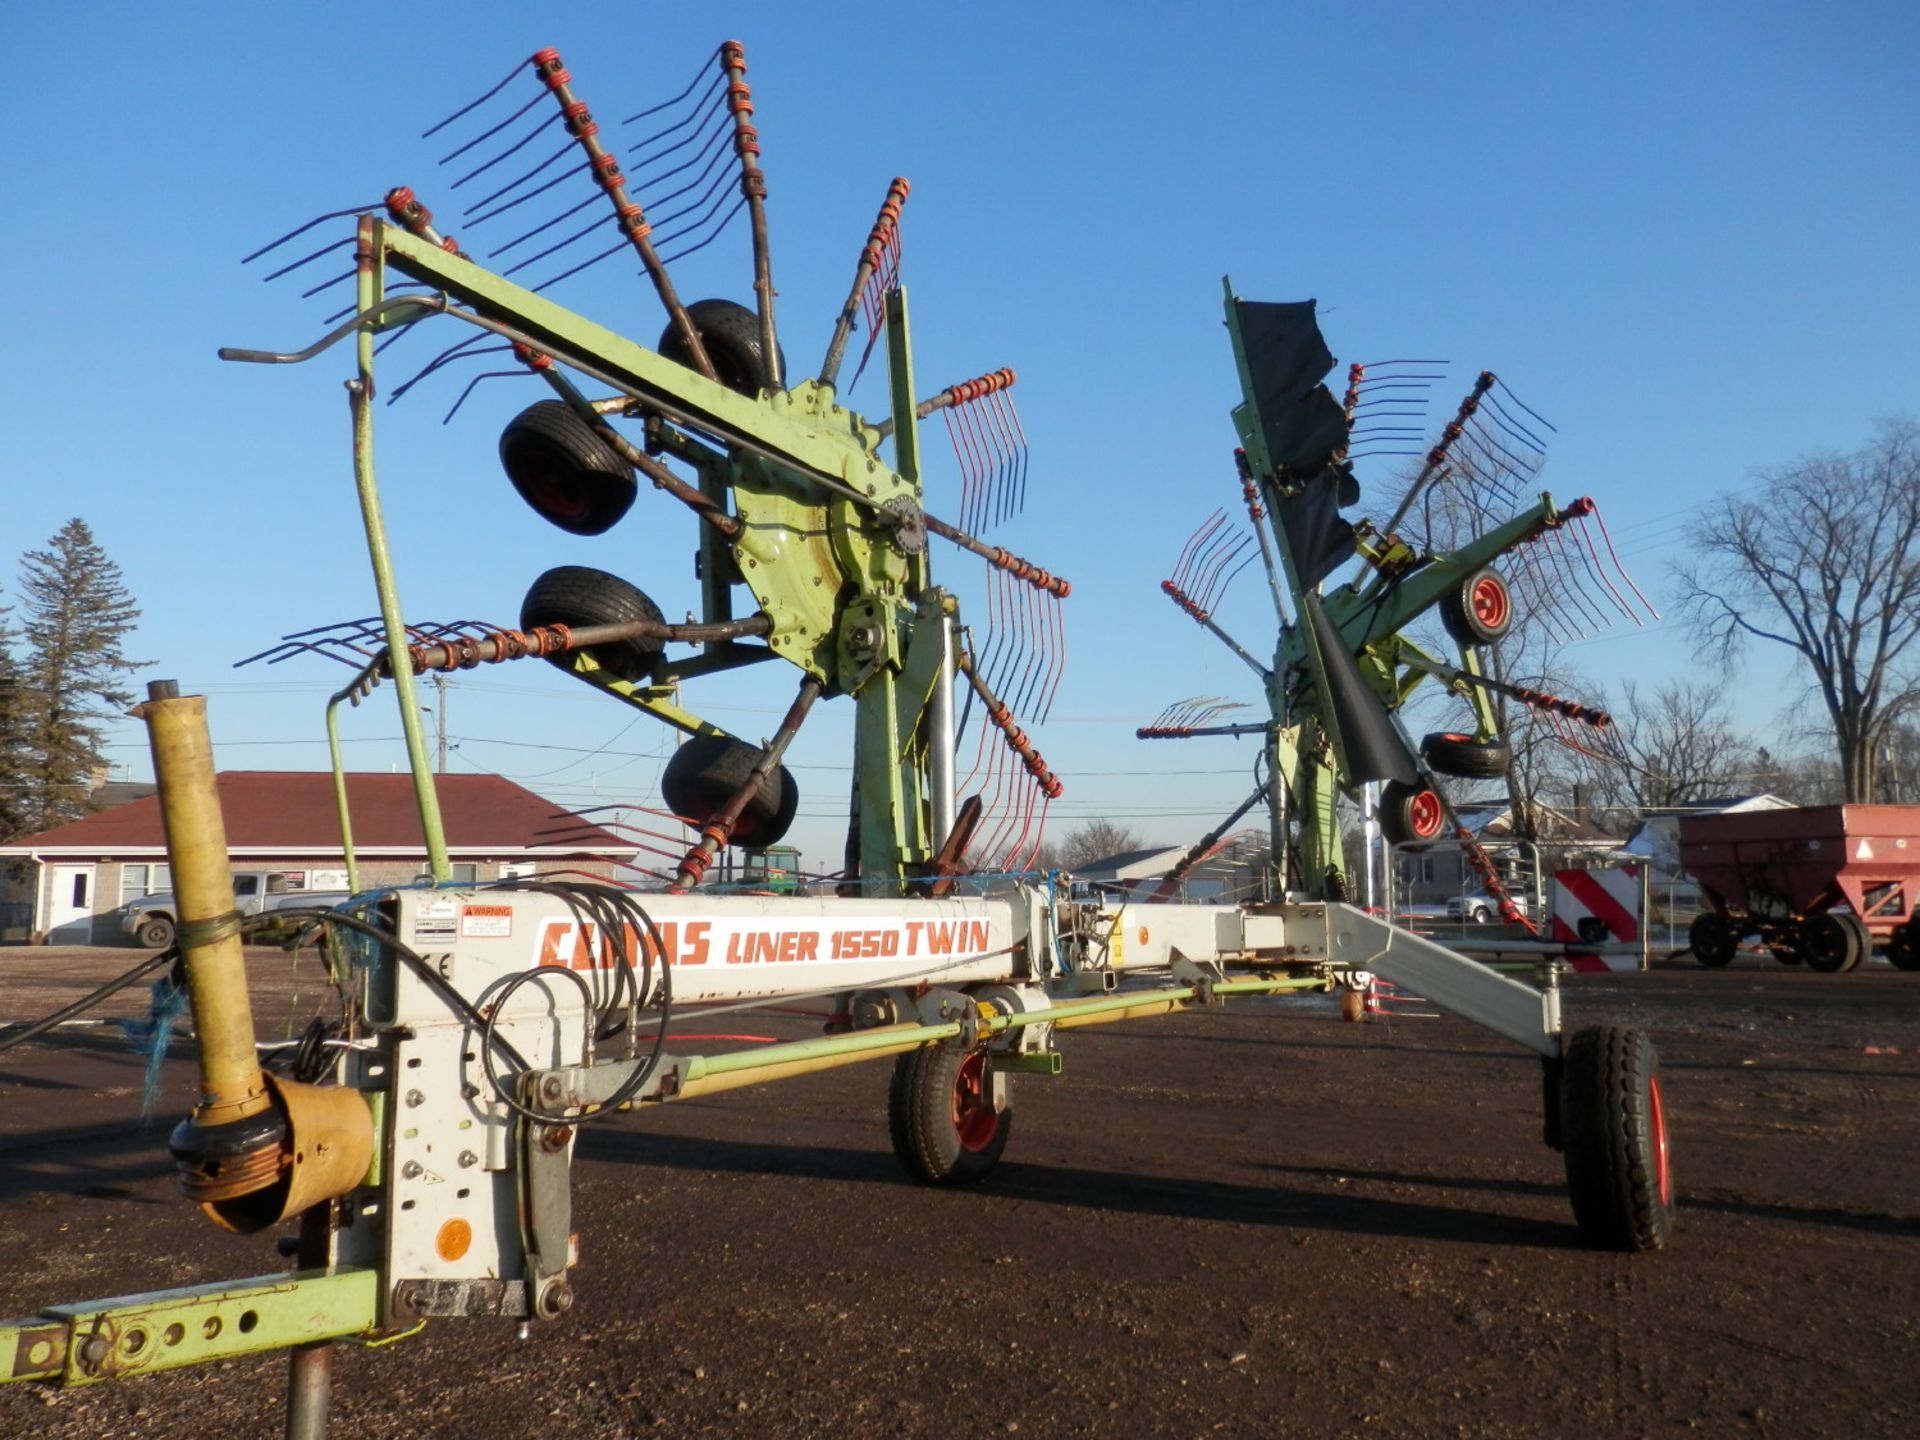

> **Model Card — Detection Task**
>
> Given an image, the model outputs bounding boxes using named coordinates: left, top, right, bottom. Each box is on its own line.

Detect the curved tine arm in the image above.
left=219, top=294, right=452, bottom=364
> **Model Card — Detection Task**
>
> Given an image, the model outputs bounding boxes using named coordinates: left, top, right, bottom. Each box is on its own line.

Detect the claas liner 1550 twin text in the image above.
left=0, top=40, right=1674, bottom=1437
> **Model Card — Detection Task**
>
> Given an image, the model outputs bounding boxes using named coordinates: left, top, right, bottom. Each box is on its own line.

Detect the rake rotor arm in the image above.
left=1158, top=579, right=1271, bottom=679
left=1136, top=721, right=1271, bottom=740
left=923, top=513, right=1071, bottom=598
left=718, top=41, right=781, bottom=392
left=529, top=47, right=719, bottom=383
left=1150, top=785, right=1269, bottom=901
left=822, top=180, right=910, bottom=389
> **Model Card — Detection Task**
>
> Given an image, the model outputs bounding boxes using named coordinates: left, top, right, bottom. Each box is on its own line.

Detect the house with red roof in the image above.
left=0, top=772, right=638, bottom=944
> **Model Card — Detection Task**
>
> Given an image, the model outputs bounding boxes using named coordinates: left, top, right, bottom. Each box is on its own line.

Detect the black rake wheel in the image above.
left=660, top=733, right=799, bottom=847
left=1797, top=911, right=1869, bottom=973
left=1420, top=731, right=1512, bottom=779
left=1888, top=920, right=1920, bottom=972
left=1687, top=911, right=1739, bottom=968
left=520, top=566, right=667, bottom=683
left=888, top=1046, right=1011, bottom=1186
left=658, top=298, right=785, bottom=397
left=1560, top=1025, right=1674, bottom=1253
left=499, top=400, right=638, bottom=536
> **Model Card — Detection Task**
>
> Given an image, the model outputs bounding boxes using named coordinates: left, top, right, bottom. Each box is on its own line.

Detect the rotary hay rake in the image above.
left=233, top=39, right=1066, bottom=894
left=0, top=43, right=1677, bottom=1440
left=1140, top=289, right=1655, bottom=914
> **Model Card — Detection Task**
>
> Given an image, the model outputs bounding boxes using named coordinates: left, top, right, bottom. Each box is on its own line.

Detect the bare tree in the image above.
left=1581, top=680, right=1743, bottom=824
left=1056, top=819, right=1146, bottom=870
left=1676, top=418, right=1920, bottom=802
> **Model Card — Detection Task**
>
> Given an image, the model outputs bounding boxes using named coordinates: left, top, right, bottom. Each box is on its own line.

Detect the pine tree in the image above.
left=15, top=519, right=146, bottom=832
left=0, top=592, right=28, bottom=840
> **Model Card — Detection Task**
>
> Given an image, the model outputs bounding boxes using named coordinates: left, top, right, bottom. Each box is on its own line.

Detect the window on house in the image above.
left=120, top=864, right=172, bottom=904
left=416, top=863, right=480, bottom=885
left=71, top=873, right=89, bottom=907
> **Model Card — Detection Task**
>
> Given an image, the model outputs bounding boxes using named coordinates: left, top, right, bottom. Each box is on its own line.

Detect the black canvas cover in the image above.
left=1232, top=299, right=1349, bottom=473
left=1301, top=591, right=1417, bottom=786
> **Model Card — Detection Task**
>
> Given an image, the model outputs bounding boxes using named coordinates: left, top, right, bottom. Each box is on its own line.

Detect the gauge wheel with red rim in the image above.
left=1795, top=911, right=1869, bottom=973
left=888, top=1046, right=1011, bottom=1185
left=1560, top=1025, right=1673, bottom=1252
left=520, top=565, right=666, bottom=683
left=1441, top=567, right=1514, bottom=646
left=1420, top=731, right=1512, bottom=779
left=1889, top=920, right=1920, bottom=972
left=1687, top=911, right=1739, bottom=967
left=1380, top=779, right=1446, bottom=849
left=498, top=400, right=638, bottom=536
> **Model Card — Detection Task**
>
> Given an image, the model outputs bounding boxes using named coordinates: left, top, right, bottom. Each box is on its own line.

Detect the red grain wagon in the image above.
left=1678, top=804, right=1920, bottom=973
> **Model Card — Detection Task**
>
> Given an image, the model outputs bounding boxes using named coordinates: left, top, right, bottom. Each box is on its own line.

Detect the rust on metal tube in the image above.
left=820, top=177, right=909, bottom=389
left=718, top=41, right=781, bottom=391
left=529, top=47, right=717, bottom=381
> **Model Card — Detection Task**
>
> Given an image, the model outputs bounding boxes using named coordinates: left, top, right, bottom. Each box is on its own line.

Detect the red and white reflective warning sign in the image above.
left=1548, top=864, right=1644, bottom=973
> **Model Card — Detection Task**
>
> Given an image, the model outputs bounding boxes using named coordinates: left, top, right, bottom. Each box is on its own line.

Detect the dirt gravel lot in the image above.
left=1, top=945, right=1916, bottom=1438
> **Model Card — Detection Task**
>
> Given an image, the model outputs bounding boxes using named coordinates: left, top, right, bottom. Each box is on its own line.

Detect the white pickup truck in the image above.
left=122, top=871, right=350, bottom=948
left=1445, top=891, right=1532, bottom=924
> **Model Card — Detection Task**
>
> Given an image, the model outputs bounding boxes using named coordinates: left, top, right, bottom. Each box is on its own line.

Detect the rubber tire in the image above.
left=1420, top=731, right=1512, bottom=779
left=136, top=916, right=176, bottom=950
left=660, top=733, right=799, bottom=847
left=1688, top=912, right=1739, bottom=968
left=498, top=400, right=637, bottom=536
left=1379, top=780, right=1446, bottom=849
left=1888, top=920, right=1920, bottom=972
left=657, top=298, right=785, bottom=397
left=1796, top=912, right=1867, bottom=973
left=520, top=566, right=666, bottom=684
left=1440, top=567, right=1514, bottom=646
left=1561, top=1025, right=1674, bottom=1253
left=888, top=1047, right=1011, bottom=1186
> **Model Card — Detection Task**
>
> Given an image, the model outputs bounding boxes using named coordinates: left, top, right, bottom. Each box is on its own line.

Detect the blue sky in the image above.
left=3, top=2, right=1915, bottom=870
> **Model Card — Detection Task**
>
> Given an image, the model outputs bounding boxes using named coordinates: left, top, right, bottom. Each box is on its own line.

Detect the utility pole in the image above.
left=428, top=673, right=449, bottom=774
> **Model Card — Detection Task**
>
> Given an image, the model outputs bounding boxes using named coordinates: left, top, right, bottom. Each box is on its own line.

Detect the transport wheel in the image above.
left=1420, top=731, right=1512, bottom=779
left=136, top=916, right=176, bottom=950
left=1687, top=912, right=1739, bottom=968
left=1379, top=780, right=1446, bottom=849
left=888, top=1047, right=1010, bottom=1185
left=658, top=298, right=785, bottom=396
left=1797, top=912, right=1868, bottom=973
left=520, top=566, right=666, bottom=683
left=1888, top=920, right=1920, bottom=972
left=1440, top=567, right=1513, bottom=646
left=660, top=733, right=799, bottom=846
left=498, top=400, right=637, bottom=536
left=1560, top=1025, right=1673, bottom=1252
